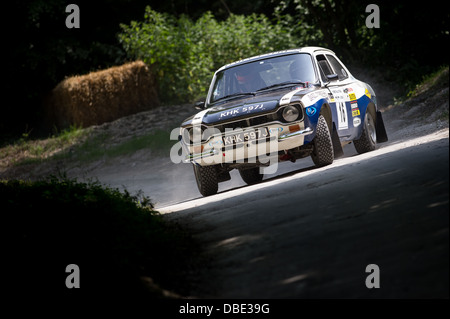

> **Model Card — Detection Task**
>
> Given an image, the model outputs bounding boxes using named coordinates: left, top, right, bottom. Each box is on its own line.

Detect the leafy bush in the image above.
left=2, top=177, right=195, bottom=299
left=119, top=7, right=301, bottom=103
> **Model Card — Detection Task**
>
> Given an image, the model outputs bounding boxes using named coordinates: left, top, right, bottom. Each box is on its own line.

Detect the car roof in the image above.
left=216, top=46, right=335, bottom=72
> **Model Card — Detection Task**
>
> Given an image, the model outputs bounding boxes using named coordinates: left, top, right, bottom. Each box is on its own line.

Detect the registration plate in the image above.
left=223, top=128, right=269, bottom=145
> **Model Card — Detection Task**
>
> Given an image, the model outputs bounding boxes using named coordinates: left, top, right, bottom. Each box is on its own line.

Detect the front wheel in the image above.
left=193, top=164, right=218, bottom=196
left=311, top=115, right=334, bottom=167
left=353, top=111, right=377, bottom=154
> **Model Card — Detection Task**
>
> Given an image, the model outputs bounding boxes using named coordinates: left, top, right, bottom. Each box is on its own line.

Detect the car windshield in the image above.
left=209, top=53, right=317, bottom=104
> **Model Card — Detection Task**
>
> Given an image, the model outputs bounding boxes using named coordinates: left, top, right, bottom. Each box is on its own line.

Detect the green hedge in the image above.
left=119, top=7, right=300, bottom=103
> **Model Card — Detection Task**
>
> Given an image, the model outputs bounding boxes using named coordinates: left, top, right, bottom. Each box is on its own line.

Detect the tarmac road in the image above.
left=158, top=129, right=449, bottom=298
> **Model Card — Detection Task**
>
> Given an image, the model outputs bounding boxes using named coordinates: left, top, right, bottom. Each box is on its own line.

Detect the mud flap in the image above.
left=217, top=170, right=231, bottom=183
left=376, top=111, right=388, bottom=143
left=331, top=123, right=344, bottom=158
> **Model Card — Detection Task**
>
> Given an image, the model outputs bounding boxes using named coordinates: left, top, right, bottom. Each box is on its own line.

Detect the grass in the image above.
left=407, top=65, right=449, bottom=98
left=0, top=126, right=175, bottom=169
left=0, top=125, right=89, bottom=167
left=2, top=177, right=197, bottom=300
left=393, top=65, right=449, bottom=106
left=70, top=129, right=174, bottom=163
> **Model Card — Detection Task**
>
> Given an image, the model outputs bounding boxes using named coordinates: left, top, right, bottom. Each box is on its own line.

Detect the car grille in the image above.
left=215, top=114, right=277, bottom=133
left=208, top=104, right=304, bottom=133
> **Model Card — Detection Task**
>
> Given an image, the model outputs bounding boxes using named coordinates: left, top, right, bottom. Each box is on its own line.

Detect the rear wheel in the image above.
left=353, top=111, right=377, bottom=154
left=193, top=164, right=218, bottom=196
left=311, top=115, right=334, bottom=167
left=238, top=167, right=264, bottom=185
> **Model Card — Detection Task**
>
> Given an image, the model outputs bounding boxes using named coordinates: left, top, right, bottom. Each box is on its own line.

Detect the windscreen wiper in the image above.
left=213, top=92, right=255, bottom=103
left=256, top=81, right=306, bottom=92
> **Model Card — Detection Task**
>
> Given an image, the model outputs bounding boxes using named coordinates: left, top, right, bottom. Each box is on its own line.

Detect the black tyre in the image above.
left=238, top=167, right=264, bottom=185
left=353, top=111, right=377, bottom=154
left=193, top=164, right=218, bottom=196
left=311, top=115, right=334, bottom=167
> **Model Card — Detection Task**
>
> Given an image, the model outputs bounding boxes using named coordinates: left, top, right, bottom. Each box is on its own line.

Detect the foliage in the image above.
left=2, top=177, right=195, bottom=298
left=119, top=7, right=301, bottom=103
left=3, top=1, right=448, bottom=139
left=273, top=0, right=449, bottom=89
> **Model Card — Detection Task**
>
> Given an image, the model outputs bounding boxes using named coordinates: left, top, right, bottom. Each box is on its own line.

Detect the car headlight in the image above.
left=182, top=125, right=208, bottom=144
left=282, top=105, right=300, bottom=122
left=189, top=126, right=203, bottom=142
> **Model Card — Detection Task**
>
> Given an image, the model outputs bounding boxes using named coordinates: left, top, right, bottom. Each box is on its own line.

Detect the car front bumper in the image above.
left=183, top=122, right=313, bottom=166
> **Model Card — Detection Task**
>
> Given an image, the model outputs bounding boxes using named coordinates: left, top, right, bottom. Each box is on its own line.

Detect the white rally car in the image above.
left=179, top=47, right=388, bottom=196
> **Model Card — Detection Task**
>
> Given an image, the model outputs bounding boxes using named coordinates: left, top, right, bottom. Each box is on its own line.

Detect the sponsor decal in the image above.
left=343, top=87, right=354, bottom=93
left=331, top=89, right=347, bottom=103
left=204, top=100, right=278, bottom=124
left=365, top=88, right=371, bottom=99
left=351, top=101, right=360, bottom=117
left=306, top=91, right=328, bottom=103
left=348, top=93, right=357, bottom=101
left=353, top=117, right=361, bottom=127
left=208, top=140, right=223, bottom=147
left=307, top=93, right=318, bottom=102
left=220, top=109, right=239, bottom=118
left=269, top=127, right=283, bottom=133
left=219, top=103, right=264, bottom=118
left=306, top=107, right=316, bottom=116
left=302, top=90, right=329, bottom=106
left=352, top=109, right=361, bottom=117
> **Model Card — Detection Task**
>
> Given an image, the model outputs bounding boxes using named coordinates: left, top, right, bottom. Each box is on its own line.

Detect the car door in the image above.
left=315, top=53, right=359, bottom=140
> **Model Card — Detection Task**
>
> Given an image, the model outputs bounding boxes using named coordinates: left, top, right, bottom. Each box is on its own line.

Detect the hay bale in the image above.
left=44, top=61, right=159, bottom=129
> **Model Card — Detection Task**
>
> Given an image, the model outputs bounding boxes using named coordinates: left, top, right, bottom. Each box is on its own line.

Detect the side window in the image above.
left=326, top=54, right=348, bottom=80
left=316, top=55, right=333, bottom=82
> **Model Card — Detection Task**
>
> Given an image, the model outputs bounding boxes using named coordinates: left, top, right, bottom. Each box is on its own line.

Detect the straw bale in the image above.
left=44, top=61, right=159, bottom=129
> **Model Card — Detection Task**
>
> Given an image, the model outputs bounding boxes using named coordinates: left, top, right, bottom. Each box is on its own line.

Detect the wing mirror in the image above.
left=326, top=74, right=339, bottom=82
left=324, top=73, right=339, bottom=87
left=194, top=101, right=206, bottom=110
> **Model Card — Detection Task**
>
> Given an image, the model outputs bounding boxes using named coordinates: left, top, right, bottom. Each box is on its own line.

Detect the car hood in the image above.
left=182, top=86, right=317, bottom=127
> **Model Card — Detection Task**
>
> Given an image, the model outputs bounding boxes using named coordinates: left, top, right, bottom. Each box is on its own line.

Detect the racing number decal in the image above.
left=336, top=101, right=348, bottom=130
left=331, top=88, right=350, bottom=130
